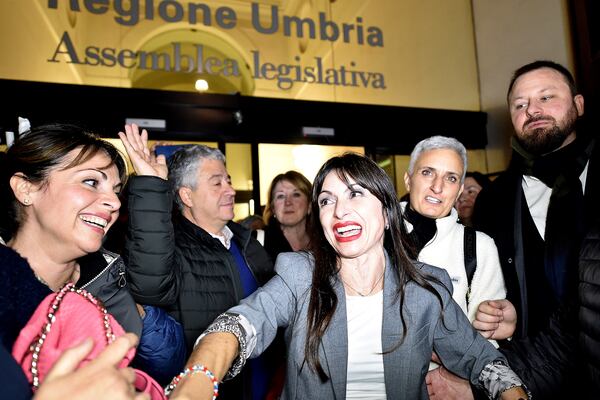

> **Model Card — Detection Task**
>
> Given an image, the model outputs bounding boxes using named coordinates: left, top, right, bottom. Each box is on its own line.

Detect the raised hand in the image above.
left=118, top=124, right=168, bottom=179
left=472, top=299, right=517, bottom=340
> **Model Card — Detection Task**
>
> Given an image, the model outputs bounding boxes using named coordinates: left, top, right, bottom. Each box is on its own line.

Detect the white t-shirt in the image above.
left=345, top=291, right=387, bottom=399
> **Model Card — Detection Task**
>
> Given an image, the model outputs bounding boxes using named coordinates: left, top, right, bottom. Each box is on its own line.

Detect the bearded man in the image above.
left=425, top=61, right=599, bottom=399
left=467, top=61, right=599, bottom=398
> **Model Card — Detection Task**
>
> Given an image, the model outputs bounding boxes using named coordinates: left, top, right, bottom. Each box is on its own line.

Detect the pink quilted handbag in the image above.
left=12, top=283, right=166, bottom=399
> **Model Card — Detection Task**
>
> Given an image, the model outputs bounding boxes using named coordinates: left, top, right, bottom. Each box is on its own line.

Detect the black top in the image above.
left=0, top=245, right=51, bottom=349
left=0, top=342, right=31, bottom=400
left=262, top=220, right=293, bottom=262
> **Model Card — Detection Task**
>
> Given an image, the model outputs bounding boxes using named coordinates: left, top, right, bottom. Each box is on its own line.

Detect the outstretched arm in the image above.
left=169, top=253, right=306, bottom=399
left=170, top=332, right=239, bottom=400
left=429, top=266, right=528, bottom=399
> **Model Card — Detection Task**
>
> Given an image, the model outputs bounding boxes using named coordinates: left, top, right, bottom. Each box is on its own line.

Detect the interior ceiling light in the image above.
left=195, top=79, right=209, bottom=91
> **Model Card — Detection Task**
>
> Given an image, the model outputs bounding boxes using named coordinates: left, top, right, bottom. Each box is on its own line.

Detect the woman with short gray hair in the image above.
left=402, top=135, right=510, bottom=398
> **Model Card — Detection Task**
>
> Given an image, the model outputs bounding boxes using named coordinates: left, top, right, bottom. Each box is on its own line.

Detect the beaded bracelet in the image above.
left=164, top=364, right=219, bottom=399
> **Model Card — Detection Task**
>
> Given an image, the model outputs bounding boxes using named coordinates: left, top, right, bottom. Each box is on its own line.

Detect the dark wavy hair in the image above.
left=304, top=152, right=443, bottom=380
left=0, top=123, right=126, bottom=240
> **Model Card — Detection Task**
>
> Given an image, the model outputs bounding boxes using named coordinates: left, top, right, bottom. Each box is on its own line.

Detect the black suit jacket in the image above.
left=472, top=137, right=600, bottom=399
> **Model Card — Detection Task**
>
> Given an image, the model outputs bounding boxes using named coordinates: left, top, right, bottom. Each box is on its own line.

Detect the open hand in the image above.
left=118, top=124, right=168, bottom=179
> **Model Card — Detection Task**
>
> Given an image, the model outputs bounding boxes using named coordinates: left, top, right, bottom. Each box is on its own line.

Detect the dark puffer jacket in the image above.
left=124, top=176, right=274, bottom=352
left=579, top=222, right=600, bottom=391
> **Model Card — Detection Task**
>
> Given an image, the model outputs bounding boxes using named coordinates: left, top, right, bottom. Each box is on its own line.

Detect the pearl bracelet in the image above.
left=164, top=364, right=219, bottom=399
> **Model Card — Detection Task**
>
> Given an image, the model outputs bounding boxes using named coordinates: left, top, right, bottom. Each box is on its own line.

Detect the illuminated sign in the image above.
left=45, top=1, right=386, bottom=91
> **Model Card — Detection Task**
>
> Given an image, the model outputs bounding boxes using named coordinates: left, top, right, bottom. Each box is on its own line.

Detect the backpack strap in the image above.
left=463, top=225, right=477, bottom=304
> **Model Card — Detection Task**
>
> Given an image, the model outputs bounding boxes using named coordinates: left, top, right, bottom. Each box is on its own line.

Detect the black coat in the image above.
left=124, top=176, right=274, bottom=352
left=125, top=176, right=275, bottom=400
left=579, top=222, right=600, bottom=391
left=0, top=244, right=51, bottom=350
left=473, top=137, right=600, bottom=398
left=0, top=341, right=31, bottom=400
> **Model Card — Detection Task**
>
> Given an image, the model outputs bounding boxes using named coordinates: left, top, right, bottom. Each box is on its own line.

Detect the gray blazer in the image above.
left=230, top=252, right=505, bottom=399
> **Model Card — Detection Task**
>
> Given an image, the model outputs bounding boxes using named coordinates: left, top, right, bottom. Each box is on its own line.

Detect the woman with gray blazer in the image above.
left=168, top=153, right=529, bottom=400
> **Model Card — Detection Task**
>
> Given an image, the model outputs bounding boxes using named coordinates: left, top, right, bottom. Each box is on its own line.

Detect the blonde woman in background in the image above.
left=261, top=171, right=312, bottom=260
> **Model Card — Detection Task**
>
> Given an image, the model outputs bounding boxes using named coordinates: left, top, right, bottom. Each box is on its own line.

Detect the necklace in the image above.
left=340, top=267, right=385, bottom=297
left=33, top=264, right=80, bottom=292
